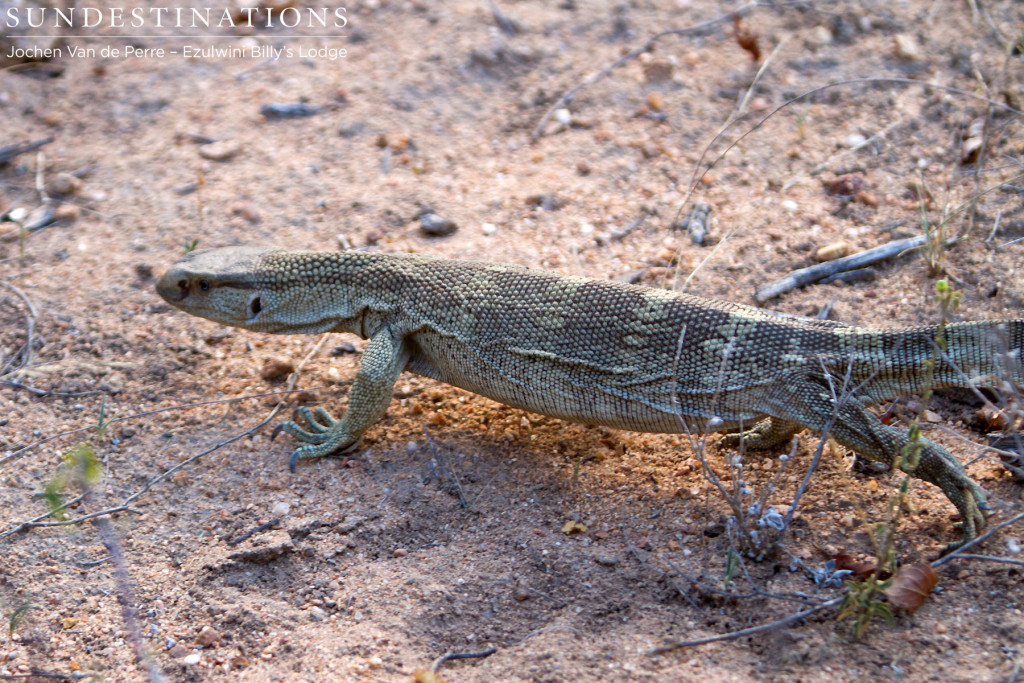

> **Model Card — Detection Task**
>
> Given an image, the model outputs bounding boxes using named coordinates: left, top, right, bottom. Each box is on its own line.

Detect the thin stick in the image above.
left=0, top=136, right=53, bottom=164
left=0, top=280, right=38, bottom=379
left=431, top=646, right=498, bottom=673
left=228, top=517, right=281, bottom=546
left=952, top=554, right=1024, bottom=567
left=646, top=596, right=843, bottom=654
left=92, top=512, right=167, bottom=682
left=753, top=235, right=926, bottom=304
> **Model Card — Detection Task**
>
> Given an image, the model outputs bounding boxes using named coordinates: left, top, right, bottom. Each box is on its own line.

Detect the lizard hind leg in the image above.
left=719, top=417, right=803, bottom=450
left=764, top=376, right=988, bottom=551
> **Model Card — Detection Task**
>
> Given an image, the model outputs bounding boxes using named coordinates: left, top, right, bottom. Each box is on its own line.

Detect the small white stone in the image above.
left=781, top=199, right=798, bottom=212
left=807, top=26, right=832, bottom=46
left=579, top=222, right=595, bottom=236
left=894, top=33, right=922, bottom=60
left=407, top=441, right=418, bottom=452
left=271, top=502, right=291, bottom=516
left=183, top=653, right=201, bottom=666
left=1007, top=538, right=1021, bottom=554
left=846, top=133, right=867, bottom=148
left=481, top=222, right=498, bottom=235
left=554, top=108, right=572, bottom=126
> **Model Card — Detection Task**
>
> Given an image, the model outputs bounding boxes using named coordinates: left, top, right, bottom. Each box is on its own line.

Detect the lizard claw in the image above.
left=271, top=423, right=285, bottom=441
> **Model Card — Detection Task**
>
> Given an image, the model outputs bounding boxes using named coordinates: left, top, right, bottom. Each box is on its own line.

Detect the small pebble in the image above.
left=554, top=108, right=572, bottom=126
left=230, top=201, right=261, bottom=223
left=393, top=548, right=408, bottom=557
left=419, top=212, right=457, bottom=236
left=196, top=625, right=221, bottom=647
left=271, top=501, right=291, bottom=516
left=481, top=222, right=497, bottom=235
left=815, top=241, right=850, bottom=261
left=198, top=140, right=241, bottom=161
left=260, top=358, right=294, bottom=381
left=781, top=199, right=798, bottom=212
left=183, top=653, right=201, bottom=666
left=824, top=173, right=866, bottom=196
left=894, top=33, right=922, bottom=60
left=330, top=341, right=358, bottom=355
left=642, top=58, right=673, bottom=82
left=807, top=25, right=832, bottom=46
left=846, top=133, right=868, bottom=148
left=46, top=172, right=81, bottom=196
left=53, top=204, right=80, bottom=221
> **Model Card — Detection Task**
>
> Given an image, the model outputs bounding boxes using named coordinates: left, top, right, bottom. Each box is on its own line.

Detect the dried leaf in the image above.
left=413, top=671, right=447, bottom=683
left=732, top=16, right=760, bottom=62
left=834, top=550, right=878, bottom=580
left=562, top=520, right=587, bottom=535
left=884, top=563, right=938, bottom=613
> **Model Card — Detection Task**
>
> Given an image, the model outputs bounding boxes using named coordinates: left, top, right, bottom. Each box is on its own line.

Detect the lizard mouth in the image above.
left=156, top=271, right=188, bottom=304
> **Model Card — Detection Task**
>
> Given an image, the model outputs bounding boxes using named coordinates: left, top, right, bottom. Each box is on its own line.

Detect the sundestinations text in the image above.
left=3, top=6, right=348, bottom=30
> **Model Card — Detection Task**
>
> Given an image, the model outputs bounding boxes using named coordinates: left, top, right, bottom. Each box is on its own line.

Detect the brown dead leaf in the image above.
left=834, top=550, right=878, bottom=580
left=732, top=16, right=760, bottom=62
left=562, top=520, right=587, bottom=535
left=884, top=563, right=938, bottom=613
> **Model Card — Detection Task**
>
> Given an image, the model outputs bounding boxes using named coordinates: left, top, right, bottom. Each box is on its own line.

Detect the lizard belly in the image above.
left=404, top=332, right=765, bottom=434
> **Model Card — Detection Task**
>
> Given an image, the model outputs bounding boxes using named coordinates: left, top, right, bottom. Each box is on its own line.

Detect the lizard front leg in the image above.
left=277, top=329, right=409, bottom=471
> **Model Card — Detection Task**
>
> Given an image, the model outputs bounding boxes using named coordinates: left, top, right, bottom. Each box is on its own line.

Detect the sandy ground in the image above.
left=1, top=1, right=1023, bottom=681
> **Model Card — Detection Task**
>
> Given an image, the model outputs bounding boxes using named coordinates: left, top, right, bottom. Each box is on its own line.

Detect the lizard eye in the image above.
left=199, top=279, right=210, bottom=291
left=249, top=294, right=262, bottom=316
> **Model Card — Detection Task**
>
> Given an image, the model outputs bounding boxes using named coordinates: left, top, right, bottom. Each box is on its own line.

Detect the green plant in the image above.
left=7, top=595, right=33, bottom=639
left=837, top=574, right=894, bottom=639
left=42, top=442, right=102, bottom=522
left=184, top=239, right=199, bottom=254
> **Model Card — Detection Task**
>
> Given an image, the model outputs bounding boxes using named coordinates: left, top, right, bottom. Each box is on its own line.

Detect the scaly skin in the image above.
left=157, top=247, right=1024, bottom=550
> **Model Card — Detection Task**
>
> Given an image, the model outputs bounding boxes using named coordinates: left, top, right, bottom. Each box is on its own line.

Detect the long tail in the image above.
left=852, top=319, right=1022, bottom=400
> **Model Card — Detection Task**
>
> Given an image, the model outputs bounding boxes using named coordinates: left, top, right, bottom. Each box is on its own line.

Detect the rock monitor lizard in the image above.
left=156, top=247, right=1023, bottom=549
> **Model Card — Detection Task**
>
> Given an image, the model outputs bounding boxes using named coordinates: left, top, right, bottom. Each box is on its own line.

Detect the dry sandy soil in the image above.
left=1, top=1, right=1023, bottom=681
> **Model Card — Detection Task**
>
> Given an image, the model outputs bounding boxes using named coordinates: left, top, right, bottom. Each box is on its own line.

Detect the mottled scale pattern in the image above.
left=157, top=247, right=1024, bottom=549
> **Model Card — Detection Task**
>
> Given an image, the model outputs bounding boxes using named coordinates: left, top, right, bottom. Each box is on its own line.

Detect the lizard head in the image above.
left=158, top=246, right=362, bottom=335
left=156, top=246, right=281, bottom=330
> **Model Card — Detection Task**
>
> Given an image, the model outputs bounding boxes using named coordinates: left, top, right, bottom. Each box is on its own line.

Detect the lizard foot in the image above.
left=720, top=417, right=802, bottom=450
left=913, top=444, right=989, bottom=555
left=271, top=407, right=360, bottom=472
